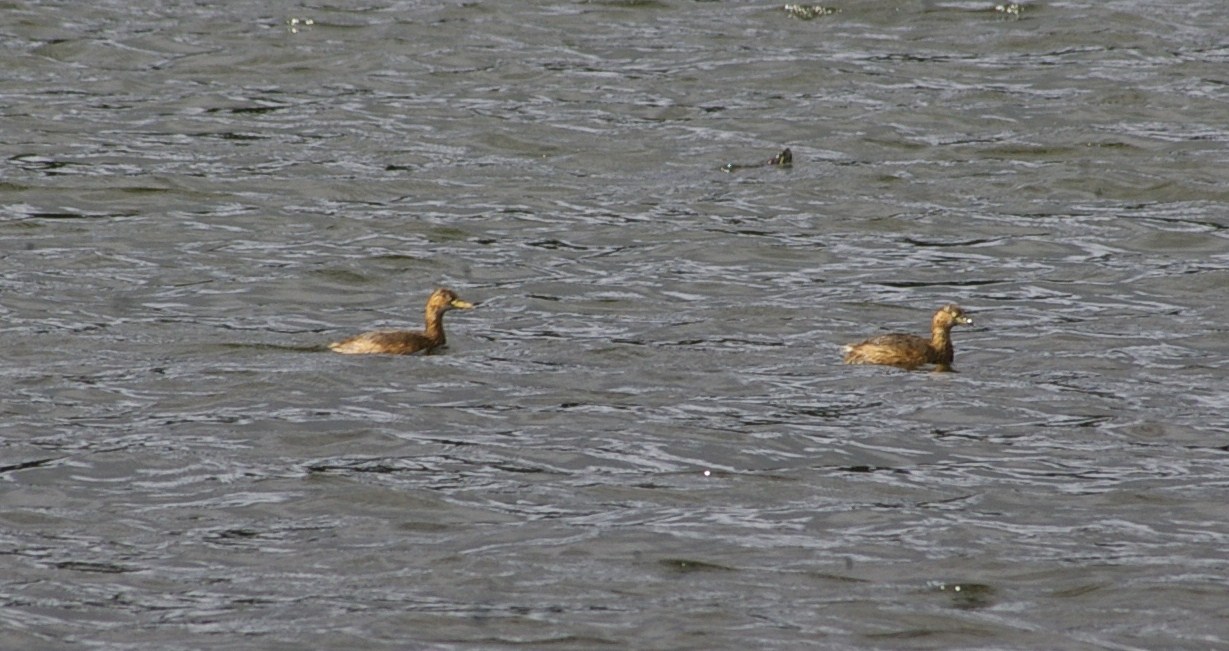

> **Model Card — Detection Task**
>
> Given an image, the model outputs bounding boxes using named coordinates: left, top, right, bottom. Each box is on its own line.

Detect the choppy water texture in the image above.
left=3, top=1, right=1229, bottom=649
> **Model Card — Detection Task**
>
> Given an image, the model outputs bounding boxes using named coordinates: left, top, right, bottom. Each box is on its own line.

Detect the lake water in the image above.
left=3, top=1, right=1228, bottom=649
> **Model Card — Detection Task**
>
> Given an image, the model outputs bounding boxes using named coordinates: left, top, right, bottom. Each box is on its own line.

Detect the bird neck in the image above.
left=930, top=322, right=954, bottom=361
left=423, top=307, right=447, bottom=344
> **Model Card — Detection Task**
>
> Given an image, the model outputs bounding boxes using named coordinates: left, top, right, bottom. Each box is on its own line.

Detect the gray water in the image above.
left=3, top=1, right=1229, bottom=649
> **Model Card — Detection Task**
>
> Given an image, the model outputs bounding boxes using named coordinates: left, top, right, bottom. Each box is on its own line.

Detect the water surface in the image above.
left=2, top=1, right=1228, bottom=649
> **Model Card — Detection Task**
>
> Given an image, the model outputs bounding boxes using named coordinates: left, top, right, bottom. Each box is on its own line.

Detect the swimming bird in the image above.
left=842, top=304, right=973, bottom=371
left=329, top=287, right=474, bottom=355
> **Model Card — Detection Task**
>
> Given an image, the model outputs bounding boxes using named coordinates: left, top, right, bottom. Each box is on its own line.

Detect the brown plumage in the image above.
left=329, top=287, right=474, bottom=355
left=842, top=304, right=973, bottom=372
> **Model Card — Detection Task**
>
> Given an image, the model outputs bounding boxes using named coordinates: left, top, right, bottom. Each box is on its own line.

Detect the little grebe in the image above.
left=329, top=287, right=474, bottom=355
left=842, top=304, right=973, bottom=372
